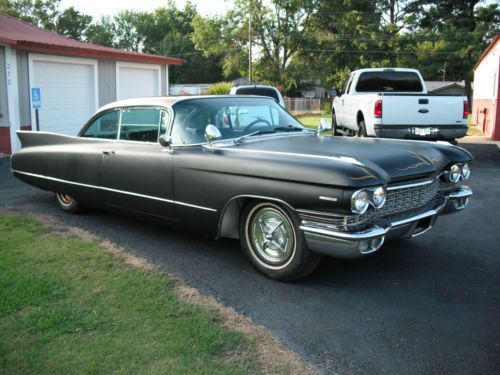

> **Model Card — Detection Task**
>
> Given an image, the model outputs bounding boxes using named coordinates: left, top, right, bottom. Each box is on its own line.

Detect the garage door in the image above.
left=30, top=55, right=97, bottom=135
left=117, top=63, right=160, bottom=100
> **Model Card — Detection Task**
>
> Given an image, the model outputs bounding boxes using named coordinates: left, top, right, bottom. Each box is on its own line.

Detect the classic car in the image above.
left=11, top=96, right=473, bottom=281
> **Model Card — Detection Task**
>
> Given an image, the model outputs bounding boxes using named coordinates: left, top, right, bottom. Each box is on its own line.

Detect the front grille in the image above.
left=364, top=179, right=440, bottom=222
left=299, top=178, right=460, bottom=232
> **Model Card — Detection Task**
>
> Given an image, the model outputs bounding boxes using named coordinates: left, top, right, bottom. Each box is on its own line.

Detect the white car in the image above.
left=332, top=68, right=468, bottom=142
left=229, top=85, right=285, bottom=107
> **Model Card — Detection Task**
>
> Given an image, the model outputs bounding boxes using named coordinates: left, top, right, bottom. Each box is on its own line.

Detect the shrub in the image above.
left=207, top=82, right=233, bottom=95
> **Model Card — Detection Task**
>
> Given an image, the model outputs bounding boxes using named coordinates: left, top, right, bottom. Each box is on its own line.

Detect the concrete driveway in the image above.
left=1, top=138, right=499, bottom=374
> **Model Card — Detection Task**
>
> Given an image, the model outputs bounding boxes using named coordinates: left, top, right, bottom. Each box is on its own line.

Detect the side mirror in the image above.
left=329, top=89, right=338, bottom=97
left=159, top=135, right=172, bottom=147
left=205, top=124, right=222, bottom=144
left=318, top=118, right=332, bottom=134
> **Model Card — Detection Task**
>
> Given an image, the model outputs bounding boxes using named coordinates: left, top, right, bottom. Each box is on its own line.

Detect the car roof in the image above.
left=95, top=95, right=277, bottom=113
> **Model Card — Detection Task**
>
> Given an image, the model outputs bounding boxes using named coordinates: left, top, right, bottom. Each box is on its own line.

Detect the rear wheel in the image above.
left=239, top=201, right=321, bottom=281
left=55, top=193, right=81, bottom=213
left=357, top=120, right=367, bottom=137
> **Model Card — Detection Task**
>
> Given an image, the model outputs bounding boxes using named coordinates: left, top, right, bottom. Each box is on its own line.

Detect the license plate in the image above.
left=414, top=127, right=431, bottom=136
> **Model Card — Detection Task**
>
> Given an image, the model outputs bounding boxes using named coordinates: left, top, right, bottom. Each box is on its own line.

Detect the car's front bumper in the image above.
left=301, top=186, right=472, bottom=259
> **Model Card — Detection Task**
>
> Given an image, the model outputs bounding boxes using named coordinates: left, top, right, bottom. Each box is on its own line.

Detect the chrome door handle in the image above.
left=102, top=150, right=115, bottom=155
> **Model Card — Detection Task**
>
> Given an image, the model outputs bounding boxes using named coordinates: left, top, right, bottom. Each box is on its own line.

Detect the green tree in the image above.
left=56, top=6, right=92, bottom=41
left=0, top=0, right=60, bottom=30
left=85, top=16, right=116, bottom=47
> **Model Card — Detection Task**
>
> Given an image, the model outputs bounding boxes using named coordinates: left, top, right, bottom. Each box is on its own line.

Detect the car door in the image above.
left=334, top=74, right=353, bottom=126
left=98, top=107, right=175, bottom=220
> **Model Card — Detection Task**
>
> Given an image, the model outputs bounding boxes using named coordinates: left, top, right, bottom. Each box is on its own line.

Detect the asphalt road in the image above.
left=1, top=140, right=499, bottom=374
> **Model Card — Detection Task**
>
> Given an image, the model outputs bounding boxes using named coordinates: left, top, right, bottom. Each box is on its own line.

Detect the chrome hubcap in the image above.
left=58, top=193, right=74, bottom=205
left=249, top=207, right=295, bottom=264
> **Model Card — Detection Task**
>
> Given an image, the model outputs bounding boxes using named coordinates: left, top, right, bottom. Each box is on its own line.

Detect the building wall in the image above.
left=161, top=65, right=167, bottom=96
left=98, top=59, right=116, bottom=107
left=473, top=41, right=500, bottom=140
left=0, top=46, right=11, bottom=154
left=16, top=50, right=30, bottom=128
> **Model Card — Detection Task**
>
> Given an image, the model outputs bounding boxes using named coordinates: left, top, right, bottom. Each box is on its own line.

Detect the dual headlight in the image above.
left=445, top=163, right=470, bottom=183
left=351, top=186, right=386, bottom=214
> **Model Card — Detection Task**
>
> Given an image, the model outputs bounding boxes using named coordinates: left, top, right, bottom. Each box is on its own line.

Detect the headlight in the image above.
left=447, top=164, right=461, bottom=183
left=351, top=189, right=370, bottom=214
left=461, top=163, right=470, bottom=179
left=371, top=186, right=386, bottom=208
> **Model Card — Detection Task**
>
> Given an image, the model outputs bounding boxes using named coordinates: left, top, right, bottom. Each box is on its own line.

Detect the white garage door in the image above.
left=30, top=55, right=97, bottom=135
left=117, top=63, right=160, bottom=100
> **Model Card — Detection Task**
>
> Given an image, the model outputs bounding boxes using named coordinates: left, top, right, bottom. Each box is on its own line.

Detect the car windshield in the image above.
left=170, top=97, right=308, bottom=145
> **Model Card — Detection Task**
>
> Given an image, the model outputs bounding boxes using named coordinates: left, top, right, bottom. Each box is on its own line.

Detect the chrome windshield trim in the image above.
left=11, top=169, right=217, bottom=212
left=387, top=179, right=433, bottom=191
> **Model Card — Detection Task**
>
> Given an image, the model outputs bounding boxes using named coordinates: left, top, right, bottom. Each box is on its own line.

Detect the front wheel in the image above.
left=55, top=193, right=81, bottom=213
left=239, top=201, right=321, bottom=281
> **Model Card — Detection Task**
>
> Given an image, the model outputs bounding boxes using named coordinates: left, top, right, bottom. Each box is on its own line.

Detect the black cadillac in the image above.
left=11, top=96, right=473, bottom=280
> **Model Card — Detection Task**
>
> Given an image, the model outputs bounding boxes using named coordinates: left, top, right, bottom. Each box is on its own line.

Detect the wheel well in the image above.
left=217, top=196, right=295, bottom=240
left=357, top=111, right=364, bottom=125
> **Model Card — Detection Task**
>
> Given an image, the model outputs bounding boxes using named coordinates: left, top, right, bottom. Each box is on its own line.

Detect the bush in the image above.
left=320, top=101, right=332, bottom=115
left=207, top=82, right=233, bottom=95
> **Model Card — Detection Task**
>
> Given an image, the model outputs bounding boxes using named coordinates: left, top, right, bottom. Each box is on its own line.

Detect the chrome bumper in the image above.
left=301, top=186, right=473, bottom=259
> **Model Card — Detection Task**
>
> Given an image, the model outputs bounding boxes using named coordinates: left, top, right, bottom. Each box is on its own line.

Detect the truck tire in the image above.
left=332, top=111, right=339, bottom=136
left=358, top=120, right=367, bottom=137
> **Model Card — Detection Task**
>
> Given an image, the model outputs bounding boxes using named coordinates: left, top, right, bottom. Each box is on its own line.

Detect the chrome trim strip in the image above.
left=319, top=196, right=338, bottom=202
left=387, top=179, right=433, bottom=191
left=210, top=147, right=365, bottom=166
left=390, top=206, right=442, bottom=227
left=11, top=169, right=217, bottom=212
left=299, top=224, right=390, bottom=240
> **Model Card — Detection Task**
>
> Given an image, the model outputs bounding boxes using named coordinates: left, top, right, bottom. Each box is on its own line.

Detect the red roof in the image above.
left=0, top=12, right=184, bottom=65
left=474, top=34, right=500, bottom=70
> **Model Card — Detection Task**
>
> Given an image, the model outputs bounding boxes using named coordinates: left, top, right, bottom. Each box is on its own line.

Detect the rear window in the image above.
left=234, top=87, right=280, bottom=102
left=355, top=72, right=424, bottom=92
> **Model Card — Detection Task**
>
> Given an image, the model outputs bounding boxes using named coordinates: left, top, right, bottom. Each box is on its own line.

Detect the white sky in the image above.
left=59, top=0, right=231, bottom=19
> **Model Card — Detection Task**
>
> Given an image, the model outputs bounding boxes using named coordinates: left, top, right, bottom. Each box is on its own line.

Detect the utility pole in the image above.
left=248, top=12, right=252, bottom=84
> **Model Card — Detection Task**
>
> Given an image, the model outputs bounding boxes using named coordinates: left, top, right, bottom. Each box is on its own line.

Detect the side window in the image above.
left=345, top=75, right=354, bottom=94
left=120, top=108, right=161, bottom=142
left=81, top=111, right=119, bottom=139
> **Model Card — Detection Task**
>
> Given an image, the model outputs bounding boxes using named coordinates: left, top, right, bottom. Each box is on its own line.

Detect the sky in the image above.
left=59, top=0, right=230, bottom=19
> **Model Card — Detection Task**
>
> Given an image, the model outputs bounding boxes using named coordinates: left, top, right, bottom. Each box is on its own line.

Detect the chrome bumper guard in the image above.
left=301, top=186, right=473, bottom=259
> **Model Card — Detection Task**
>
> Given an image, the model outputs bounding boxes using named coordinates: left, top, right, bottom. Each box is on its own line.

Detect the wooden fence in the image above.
left=284, top=98, right=321, bottom=115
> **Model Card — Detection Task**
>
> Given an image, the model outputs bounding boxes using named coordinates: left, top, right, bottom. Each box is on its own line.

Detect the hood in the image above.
left=207, top=134, right=472, bottom=188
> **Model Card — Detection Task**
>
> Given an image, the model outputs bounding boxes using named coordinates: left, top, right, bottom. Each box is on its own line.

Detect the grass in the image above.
left=296, top=114, right=484, bottom=137
left=0, top=215, right=258, bottom=375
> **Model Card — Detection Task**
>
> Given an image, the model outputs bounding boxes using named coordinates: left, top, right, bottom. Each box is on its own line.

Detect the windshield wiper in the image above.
left=233, top=129, right=275, bottom=144
left=274, top=125, right=306, bottom=132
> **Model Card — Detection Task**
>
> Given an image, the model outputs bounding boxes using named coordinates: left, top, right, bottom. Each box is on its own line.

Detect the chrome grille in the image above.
left=365, top=179, right=440, bottom=221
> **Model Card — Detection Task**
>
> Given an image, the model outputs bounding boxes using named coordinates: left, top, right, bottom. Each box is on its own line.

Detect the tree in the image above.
left=85, top=16, right=116, bottom=47
left=56, top=6, right=92, bottom=41
left=112, top=10, right=147, bottom=51
left=0, top=0, right=60, bottom=30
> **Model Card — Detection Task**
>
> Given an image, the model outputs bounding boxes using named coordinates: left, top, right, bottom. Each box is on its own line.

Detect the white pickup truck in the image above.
left=331, top=68, right=468, bottom=142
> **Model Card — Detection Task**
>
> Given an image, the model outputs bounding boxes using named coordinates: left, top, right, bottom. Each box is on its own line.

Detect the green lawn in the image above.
left=296, top=114, right=483, bottom=137
left=0, top=215, right=258, bottom=374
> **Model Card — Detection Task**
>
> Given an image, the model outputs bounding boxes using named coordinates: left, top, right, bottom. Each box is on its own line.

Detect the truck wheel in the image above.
left=239, top=201, right=321, bottom=281
left=332, top=112, right=338, bottom=136
left=357, top=121, right=367, bottom=137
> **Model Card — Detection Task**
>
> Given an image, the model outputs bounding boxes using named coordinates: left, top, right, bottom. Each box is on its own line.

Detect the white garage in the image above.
left=29, top=54, right=98, bottom=135
left=0, top=12, right=184, bottom=155
left=117, top=62, right=161, bottom=100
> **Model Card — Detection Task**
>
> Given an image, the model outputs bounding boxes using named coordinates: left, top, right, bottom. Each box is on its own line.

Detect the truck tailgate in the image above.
left=381, top=95, right=465, bottom=126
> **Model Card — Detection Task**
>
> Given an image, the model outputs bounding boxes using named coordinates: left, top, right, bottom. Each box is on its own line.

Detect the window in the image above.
left=119, top=108, right=162, bottom=142
left=356, top=71, right=424, bottom=92
left=171, top=98, right=305, bottom=145
left=81, top=111, right=119, bottom=139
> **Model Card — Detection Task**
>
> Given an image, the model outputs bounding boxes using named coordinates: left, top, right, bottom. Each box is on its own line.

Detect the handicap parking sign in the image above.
left=31, top=88, right=41, bottom=109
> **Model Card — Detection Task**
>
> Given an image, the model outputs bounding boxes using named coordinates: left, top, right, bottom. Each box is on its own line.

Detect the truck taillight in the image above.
left=374, top=100, right=382, bottom=118
left=463, top=99, right=468, bottom=119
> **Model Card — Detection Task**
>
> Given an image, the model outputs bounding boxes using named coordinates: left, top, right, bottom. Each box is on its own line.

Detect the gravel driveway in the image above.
left=1, top=139, right=499, bottom=374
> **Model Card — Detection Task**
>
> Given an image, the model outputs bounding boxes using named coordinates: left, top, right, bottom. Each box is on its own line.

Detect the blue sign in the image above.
left=31, top=88, right=41, bottom=109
